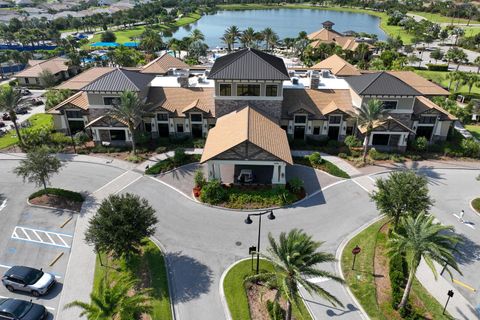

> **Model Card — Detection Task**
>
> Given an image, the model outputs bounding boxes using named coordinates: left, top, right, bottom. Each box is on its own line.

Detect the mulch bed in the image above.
left=246, top=283, right=294, bottom=320
left=30, top=194, right=83, bottom=212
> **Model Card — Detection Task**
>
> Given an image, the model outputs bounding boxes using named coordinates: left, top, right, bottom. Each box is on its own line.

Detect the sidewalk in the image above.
left=136, top=148, right=203, bottom=172
left=56, top=170, right=143, bottom=319
left=416, top=260, right=479, bottom=319
left=291, top=150, right=362, bottom=177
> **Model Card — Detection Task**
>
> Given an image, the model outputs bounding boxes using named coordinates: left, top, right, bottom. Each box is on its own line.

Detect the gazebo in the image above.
left=200, top=107, right=293, bottom=185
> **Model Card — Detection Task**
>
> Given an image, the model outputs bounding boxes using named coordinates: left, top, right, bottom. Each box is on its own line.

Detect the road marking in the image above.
left=0, top=295, right=56, bottom=310
left=60, top=216, right=72, bottom=228
left=93, top=170, right=130, bottom=194
left=0, top=199, right=6, bottom=211
left=352, top=178, right=371, bottom=193
left=114, top=174, right=143, bottom=194
left=11, top=226, right=72, bottom=249
left=308, top=277, right=330, bottom=284
left=452, top=214, right=476, bottom=229
left=49, top=252, right=64, bottom=267
left=453, top=279, right=477, bottom=292
left=0, top=264, right=61, bottom=279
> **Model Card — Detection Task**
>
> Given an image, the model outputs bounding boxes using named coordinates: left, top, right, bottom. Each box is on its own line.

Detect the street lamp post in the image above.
left=245, top=210, right=276, bottom=274
left=443, top=290, right=454, bottom=315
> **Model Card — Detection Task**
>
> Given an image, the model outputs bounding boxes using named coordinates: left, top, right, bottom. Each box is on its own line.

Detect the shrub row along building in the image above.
left=48, top=49, right=454, bottom=183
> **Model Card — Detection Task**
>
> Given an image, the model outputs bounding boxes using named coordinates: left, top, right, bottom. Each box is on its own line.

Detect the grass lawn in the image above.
left=414, top=70, right=480, bottom=95
left=293, top=156, right=350, bottom=179
left=465, top=125, right=480, bottom=140
left=0, top=113, right=52, bottom=150
left=89, top=12, right=201, bottom=45
left=223, top=259, right=312, bottom=320
left=145, top=154, right=201, bottom=175
left=341, top=218, right=453, bottom=320
left=409, top=11, right=471, bottom=24
left=472, top=198, right=480, bottom=213
left=464, top=27, right=480, bottom=37
left=219, top=4, right=413, bottom=43
left=93, top=239, right=172, bottom=320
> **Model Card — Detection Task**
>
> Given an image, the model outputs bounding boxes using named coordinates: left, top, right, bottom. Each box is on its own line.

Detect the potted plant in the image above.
left=193, top=169, right=205, bottom=197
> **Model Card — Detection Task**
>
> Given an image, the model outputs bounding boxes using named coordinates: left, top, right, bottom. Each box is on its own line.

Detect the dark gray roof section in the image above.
left=208, top=48, right=290, bottom=81
left=346, top=72, right=421, bottom=96
left=82, top=68, right=155, bottom=92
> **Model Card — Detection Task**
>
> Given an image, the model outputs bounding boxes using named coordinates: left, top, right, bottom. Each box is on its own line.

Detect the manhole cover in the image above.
left=235, top=241, right=242, bottom=246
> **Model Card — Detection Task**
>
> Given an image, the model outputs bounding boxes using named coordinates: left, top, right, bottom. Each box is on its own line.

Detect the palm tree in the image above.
left=189, top=29, right=204, bottom=42
left=108, top=91, right=150, bottom=155
left=0, top=86, right=24, bottom=146
left=388, top=214, right=461, bottom=310
left=240, top=27, right=256, bottom=48
left=223, top=25, right=240, bottom=51
left=474, top=56, right=480, bottom=74
left=167, top=38, right=180, bottom=58
left=65, top=275, right=152, bottom=320
left=356, top=99, right=388, bottom=162
left=140, top=29, right=163, bottom=55
left=262, top=27, right=276, bottom=51
left=462, top=72, right=479, bottom=94
left=247, top=229, right=344, bottom=320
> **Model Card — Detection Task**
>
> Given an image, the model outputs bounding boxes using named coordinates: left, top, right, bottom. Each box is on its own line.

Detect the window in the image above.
left=419, top=116, right=437, bottom=124
left=219, top=83, right=231, bottom=96
left=294, top=115, right=307, bottom=124
left=237, top=84, right=260, bottom=96
left=313, top=126, right=321, bottom=135
left=177, top=123, right=184, bottom=133
left=266, top=85, right=278, bottom=97
left=65, top=110, right=83, bottom=119
left=381, top=101, right=397, bottom=110
left=190, top=114, right=202, bottom=122
left=110, top=130, right=126, bottom=141
left=25, top=78, right=29, bottom=84
left=329, top=115, right=342, bottom=124
left=157, top=113, right=168, bottom=122
left=103, top=97, right=120, bottom=106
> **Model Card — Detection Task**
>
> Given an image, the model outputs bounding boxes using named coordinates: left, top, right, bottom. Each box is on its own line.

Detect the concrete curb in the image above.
left=26, top=197, right=81, bottom=215
left=150, top=237, right=178, bottom=320
left=470, top=197, right=480, bottom=215
left=334, top=215, right=387, bottom=320
left=218, top=257, right=316, bottom=320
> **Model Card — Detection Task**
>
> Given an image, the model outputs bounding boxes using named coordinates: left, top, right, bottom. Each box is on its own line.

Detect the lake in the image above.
left=171, top=9, right=387, bottom=48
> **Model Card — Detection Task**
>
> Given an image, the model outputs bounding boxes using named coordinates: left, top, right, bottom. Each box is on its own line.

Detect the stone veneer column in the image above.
left=214, top=99, right=282, bottom=123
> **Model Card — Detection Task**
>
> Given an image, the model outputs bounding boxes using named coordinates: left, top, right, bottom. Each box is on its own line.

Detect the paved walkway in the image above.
left=291, top=150, right=362, bottom=177
left=136, top=148, right=203, bottom=172
left=56, top=170, right=142, bottom=319
left=455, top=120, right=479, bottom=142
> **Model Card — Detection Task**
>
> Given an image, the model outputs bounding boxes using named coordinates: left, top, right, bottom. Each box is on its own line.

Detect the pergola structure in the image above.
left=200, top=107, right=293, bottom=185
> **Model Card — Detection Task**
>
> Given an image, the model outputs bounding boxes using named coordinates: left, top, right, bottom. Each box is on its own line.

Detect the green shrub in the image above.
left=134, top=132, right=150, bottom=146
left=350, top=150, right=362, bottom=158
left=412, top=136, right=428, bottom=152
left=74, top=131, right=90, bottom=146
left=344, top=135, right=362, bottom=148
left=193, top=138, right=205, bottom=148
left=288, top=177, right=304, bottom=193
left=199, top=179, right=227, bottom=204
left=327, top=139, right=342, bottom=148
left=173, top=148, right=187, bottom=164
left=225, top=187, right=295, bottom=209
left=266, top=300, right=285, bottom=320
left=338, top=152, right=348, bottom=159
left=390, top=154, right=405, bottom=163
left=368, top=148, right=390, bottom=161
left=194, top=169, right=205, bottom=188
left=29, top=188, right=84, bottom=202
left=389, top=251, right=408, bottom=309
left=126, top=154, right=142, bottom=163
left=461, top=138, right=480, bottom=158
left=472, top=198, right=480, bottom=213
left=323, top=160, right=350, bottom=178
left=426, top=64, right=448, bottom=71
left=155, top=146, right=167, bottom=154
left=308, top=152, right=323, bottom=165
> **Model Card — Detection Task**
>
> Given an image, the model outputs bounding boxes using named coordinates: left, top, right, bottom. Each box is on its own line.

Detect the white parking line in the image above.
left=11, top=226, right=73, bottom=249
left=0, top=295, right=55, bottom=310
left=0, top=199, right=6, bottom=212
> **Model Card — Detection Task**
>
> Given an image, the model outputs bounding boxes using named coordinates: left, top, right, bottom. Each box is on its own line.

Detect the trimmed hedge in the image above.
left=29, top=188, right=84, bottom=202
left=294, top=153, right=350, bottom=179
left=145, top=154, right=201, bottom=175
left=426, top=64, right=448, bottom=71
left=472, top=198, right=480, bottom=213
left=389, top=252, right=408, bottom=308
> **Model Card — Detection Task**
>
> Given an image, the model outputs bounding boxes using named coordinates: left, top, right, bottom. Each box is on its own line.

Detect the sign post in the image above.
left=352, top=245, right=361, bottom=270
left=443, top=290, right=454, bottom=315
left=249, top=246, right=256, bottom=271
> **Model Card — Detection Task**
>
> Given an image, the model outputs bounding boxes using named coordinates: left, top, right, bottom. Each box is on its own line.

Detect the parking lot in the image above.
left=0, top=89, right=45, bottom=136
left=0, top=158, right=126, bottom=319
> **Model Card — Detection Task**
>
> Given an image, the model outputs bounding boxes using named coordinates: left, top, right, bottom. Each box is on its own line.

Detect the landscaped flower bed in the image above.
left=145, top=149, right=201, bottom=175
left=29, top=188, right=85, bottom=212
left=472, top=198, right=480, bottom=213
left=293, top=152, right=350, bottom=178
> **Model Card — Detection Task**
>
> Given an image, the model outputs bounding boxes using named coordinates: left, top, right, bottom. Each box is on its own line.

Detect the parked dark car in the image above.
left=2, top=113, right=10, bottom=121
left=15, top=107, right=28, bottom=115
left=0, top=298, right=47, bottom=320
left=15, top=88, right=32, bottom=96
left=30, top=98, right=43, bottom=106
left=0, top=122, right=4, bottom=128
left=1, top=266, right=56, bottom=297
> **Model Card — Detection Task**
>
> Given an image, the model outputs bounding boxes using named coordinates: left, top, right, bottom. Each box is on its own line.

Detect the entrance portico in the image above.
left=207, top=160, right=287, bottom=185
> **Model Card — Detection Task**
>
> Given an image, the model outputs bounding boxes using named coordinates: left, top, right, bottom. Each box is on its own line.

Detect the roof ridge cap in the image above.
left=120, top=68, right=143, bottom=90
left=382, top=71, right=422, bottom=95
left=209, top=49, right=248, bottom=77
left=359, top=72, right=383, bottom=94
left=249, top=49, right=288, bottom=79
left=80, top=68, right=117, bottom=90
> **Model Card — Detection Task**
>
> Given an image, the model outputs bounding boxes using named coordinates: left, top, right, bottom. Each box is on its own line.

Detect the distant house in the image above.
left=311, top=54, right=361, bottom=77
left=15, top=57, right=79, bottom=88
left=0, top=1, right=13, bottom=8
left=308, top=21, right=373, bottom=52
left=55, top=67, right=115, bottom=91
left=15, top=0, right=33, bottom=7
left=140, top=53, right=189, bottom=75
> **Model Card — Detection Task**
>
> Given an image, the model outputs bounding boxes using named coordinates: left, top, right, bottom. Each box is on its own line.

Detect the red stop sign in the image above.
left=352, top=246, right=361, bottom=255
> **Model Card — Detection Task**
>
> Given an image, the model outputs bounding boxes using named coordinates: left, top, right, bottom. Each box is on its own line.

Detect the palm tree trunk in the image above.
left=285, top=300, right=292, bottom=320
left=398, top=263, right=416, bottom=309
left=129, top=125, right=136, bottom=155
left=362, top=134, right=369, bottom=163
left=10, top=113, right=23, bottom=146
left=455, top=80, right=460, bottom=92
left=42, top=179, right=47, bottom=193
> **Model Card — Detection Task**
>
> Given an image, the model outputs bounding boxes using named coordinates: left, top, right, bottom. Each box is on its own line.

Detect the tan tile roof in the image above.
left=147, top=87, right=214, bottom=117
left=358, top=116, right=416, bottom=134
left=414, top=96, right=457, bottom=120
left=311, top=54, right=361, bottom=76
left=308, top=28, right=373, bottom=52
left=55, top=67, right=115, bottom=90
left=47, top=91, right=89, bottom=113
left=201, top=107, right=293, bottom=165
left=388, top=71, right=450, bottom=96
left=140, top=53, right=189, bottom=74
left=282, top=89, right=355, bottom=119
left=308, top=28, right=343, bottom=42
left=16, top=57, right=70, bottom=78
